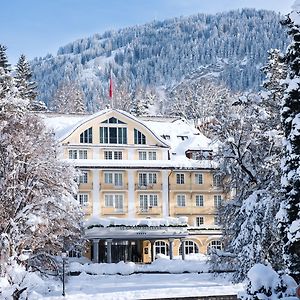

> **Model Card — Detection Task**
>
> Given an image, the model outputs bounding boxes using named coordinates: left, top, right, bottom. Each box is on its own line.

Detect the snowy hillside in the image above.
left=30, top=9, right=288, bottom=111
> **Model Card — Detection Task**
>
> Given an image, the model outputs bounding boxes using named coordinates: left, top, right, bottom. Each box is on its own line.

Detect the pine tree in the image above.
left=15, top=54, right=37, bottom=101
left=278, top=6, right=300, bottom=283
left=0, top=45, right=15, bottom=100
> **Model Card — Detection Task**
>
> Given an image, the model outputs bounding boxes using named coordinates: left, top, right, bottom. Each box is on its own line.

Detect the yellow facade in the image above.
left=54, top=109, right=225, bottom=262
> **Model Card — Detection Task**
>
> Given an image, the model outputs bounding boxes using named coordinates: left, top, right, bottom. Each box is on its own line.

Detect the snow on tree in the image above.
left=15, top=54, right=37, bottom=101
left=167, top=78, right=233, bottom=124
left=277, top=4, right=300, bottom=283
left=51, top=81, right=86, bottom=113
left=208, top=90, right=283, bottom=281
left=111, top=81, right=133, bottom=111
left=130, top=85, right=153, bottom=116
left=0, top=48, right=83, bottom=279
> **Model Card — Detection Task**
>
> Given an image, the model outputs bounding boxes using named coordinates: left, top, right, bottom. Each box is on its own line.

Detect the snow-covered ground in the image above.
left=0, top=256, right=244, bottom=300
left=42, top=272, right=243, bottom=300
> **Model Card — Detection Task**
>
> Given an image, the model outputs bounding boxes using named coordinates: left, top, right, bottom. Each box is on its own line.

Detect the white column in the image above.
left=93, top=147, right=100, bottom=159
left=128, top=170, right=135, bottom=218
left=128, top=148, right=134, bottom=160
left=92, top=170, right=100, bottom=217
left=162, top=170, right=169, bottom=218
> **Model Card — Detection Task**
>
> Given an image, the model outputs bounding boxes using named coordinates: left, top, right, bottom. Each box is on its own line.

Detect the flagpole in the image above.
left=109, top=69, right=114, bottom=109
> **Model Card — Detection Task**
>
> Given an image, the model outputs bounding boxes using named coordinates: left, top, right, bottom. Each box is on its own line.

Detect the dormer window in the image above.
left=161, top=134, right=170, bottom=140
left=80, top=127, right=92, bottom=143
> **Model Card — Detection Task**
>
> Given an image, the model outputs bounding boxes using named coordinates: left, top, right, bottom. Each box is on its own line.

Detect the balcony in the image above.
left=101, top=206, right=127, bottom=215
left=136, top=206, right=162, bottom=215
left=135, top=183, right=161, bottom=191
left=100, top=183, right=128, bottom=191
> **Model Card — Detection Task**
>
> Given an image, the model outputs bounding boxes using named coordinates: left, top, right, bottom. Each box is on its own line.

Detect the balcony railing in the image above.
left=135, top=183, right=161, bottom=191
left=136, top=206, right=162, bottom=215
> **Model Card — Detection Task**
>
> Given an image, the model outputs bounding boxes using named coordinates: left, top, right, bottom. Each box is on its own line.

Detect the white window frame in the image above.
left=195, top=173, right=203, bottom=184
left=214, top=195, right=222, bottom=207
left=176, top=173, right=185, bottom=184
left=69, top=149, right=88, bottom=159
left=176, top=194, right=186, bottom=207
left=139, top=194, right=158, bottom=211
left=104, top=150, right=123, bottom=160
left=79, top=171, right=88, bottom=184
left=196, top=216, right=204, bottom=227
left=138, top=151, right=147, bottom=160
left=78, top=193, right=88, bottom=206
left=180, top=240, right=199, bottom=255
left=104, top=172, right=123, bottom=186
left=213, top=174, right=222, bottom=187
left=195, top=195, right=204, bottom=207
left=138, top=172, right=157, bottom=186
left=104, top=194, right=124, bottom=211
left=208, top=240, right=222, bottom=251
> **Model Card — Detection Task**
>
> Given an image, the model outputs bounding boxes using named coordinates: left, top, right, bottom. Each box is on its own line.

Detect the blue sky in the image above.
left=1, top=0, right=294, bottom=64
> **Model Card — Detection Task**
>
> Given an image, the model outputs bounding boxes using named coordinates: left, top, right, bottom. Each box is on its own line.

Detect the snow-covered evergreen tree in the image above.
left=277, top=2, right=300, bottom=283
left=15, top=54, right=37, bottom=101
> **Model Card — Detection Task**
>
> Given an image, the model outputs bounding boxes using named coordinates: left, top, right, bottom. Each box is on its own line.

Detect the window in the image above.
left=68, top=149, right=87, bottom=159
left=134, top=129, right=146, bottom=144
left=155, top=241, right=169, bottom=256
left=195, top=173, right=203, bottom=184
left=148, top=151, right=157, bottom=160
left=176, top=173, right=185, bottom=184
left=176, top=194, right=186, bottom=207
left=104, top=172, right=123, bottom=186
left=196, top=216, right=204, bottom=227
left=100, top=127, right=127, bottom=144
left=79, top=171, right=88, bottom=184
left=80, top=127, right=92, bottom=143
left=214, top=195, right=222, bottom=207
left=102, top=117, right=125, bottom=124
left=138, top=151, right=147, bottom=160
left=104, top=194, right=124, bottom=211
left=138, top=173, right=157, bottom=186
left=179, top=240, right=199, bottom=255
left=79, top=150, right=87, bottom=159
left=104, top=151, right=122, bottom=160
left=138, top=151, right=157, bottom=160
left=213, top=174, right=222, bottom=187
left=208, top=240, right=222, bottom=252
left=77, top=194, right=88, bottom=206
left=139, top=194, right=158, bottom=211
left=69, top=150, right=77, bottom=159
left=195, top=195, right=204, bottom=207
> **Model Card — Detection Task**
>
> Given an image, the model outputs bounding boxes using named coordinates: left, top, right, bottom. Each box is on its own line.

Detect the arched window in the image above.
left=179, top=240, right=199, bottom=255
left=100, top=118, right=127, bottom=144
left=134, top=129, right=146, bottom=144
left=207, top=240, right=222, bottom=253
left=80, top=127, right=93, bottom=143
left=155, top=241, right=169, bottom=256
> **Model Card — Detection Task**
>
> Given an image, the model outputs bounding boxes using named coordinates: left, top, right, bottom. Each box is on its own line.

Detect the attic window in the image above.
left=177, top=135, right=188, bottom=141
left=80, top=127, right=93, bottom=143
left=161, top=135, right=170, bottom=140
left=102, top=117, right=125, bottom=124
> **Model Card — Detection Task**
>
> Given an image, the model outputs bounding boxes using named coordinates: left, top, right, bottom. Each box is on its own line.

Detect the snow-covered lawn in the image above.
left=0, top=256, right=244, bottom=299
left=37, top=273, right=243, bottom=300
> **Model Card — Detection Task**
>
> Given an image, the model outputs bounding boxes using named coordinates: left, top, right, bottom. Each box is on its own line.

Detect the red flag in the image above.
left=109, top=70, right=113, bottom=99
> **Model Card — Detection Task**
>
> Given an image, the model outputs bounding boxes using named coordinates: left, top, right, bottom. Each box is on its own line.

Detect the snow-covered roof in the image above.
left=42, top=109, right=216, bottom=168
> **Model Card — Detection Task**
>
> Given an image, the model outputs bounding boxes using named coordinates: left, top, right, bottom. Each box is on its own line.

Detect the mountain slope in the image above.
left=31, top=9, right=288, bottom=111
